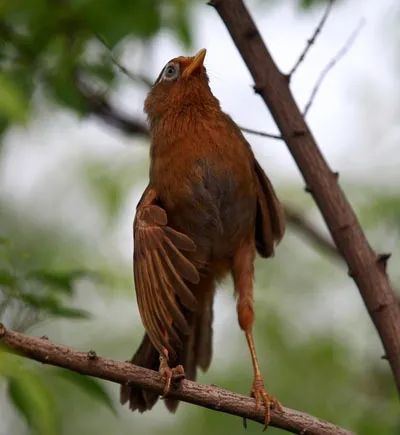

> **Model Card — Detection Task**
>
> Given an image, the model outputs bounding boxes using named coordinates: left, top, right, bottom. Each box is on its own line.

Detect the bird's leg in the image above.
left=245, top=330, right=283, bottom=427
left=158, top=347, right=185, bottom=397
left=232, top=240, right=282, bottom=429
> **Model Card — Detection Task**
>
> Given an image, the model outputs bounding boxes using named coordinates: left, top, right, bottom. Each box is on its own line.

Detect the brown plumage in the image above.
left=120, top=49, right=285, bottom=423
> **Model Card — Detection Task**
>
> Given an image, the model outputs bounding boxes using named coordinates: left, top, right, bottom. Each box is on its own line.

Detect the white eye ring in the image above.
left=162, top=63, right=179, bottom=81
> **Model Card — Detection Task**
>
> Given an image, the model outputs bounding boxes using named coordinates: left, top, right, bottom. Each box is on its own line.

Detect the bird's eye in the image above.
left=163, top=63, right=179, bottom=81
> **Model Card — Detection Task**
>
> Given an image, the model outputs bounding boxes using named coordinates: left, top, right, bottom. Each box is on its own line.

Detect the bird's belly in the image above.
left=160, top=162, right=256, bottom=263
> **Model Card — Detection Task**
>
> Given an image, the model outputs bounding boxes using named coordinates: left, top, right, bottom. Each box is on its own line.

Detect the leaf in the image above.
left=300, top=0, right=328, bottom=8
left=48, top=305, right=90, bottom=319
left=20, top=293, right=90, bottom=319
left=0, top=72, right=29, bottom=123
left=54, top=369, right=116, bottom=414
left=172, top=0, right=192, bottom=47
left=7, top=371, right=59, bottom=435
left=0, top=269, right=16, bottom=287
left=27, top=269, right=86, bottom=294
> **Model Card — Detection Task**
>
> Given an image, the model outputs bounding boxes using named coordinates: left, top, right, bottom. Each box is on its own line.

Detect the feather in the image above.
left=254, top=159, right=285, bottom=257
left=134, top=192, right=199, bottom=356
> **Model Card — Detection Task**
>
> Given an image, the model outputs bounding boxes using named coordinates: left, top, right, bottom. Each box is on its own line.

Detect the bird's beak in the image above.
left=182, top=49, right=207, bottom=78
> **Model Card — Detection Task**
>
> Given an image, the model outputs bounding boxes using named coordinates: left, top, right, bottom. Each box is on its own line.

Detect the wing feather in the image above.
left=133, top=193, right=199, bottom=356
left=254, top=159, right=285, bottom=258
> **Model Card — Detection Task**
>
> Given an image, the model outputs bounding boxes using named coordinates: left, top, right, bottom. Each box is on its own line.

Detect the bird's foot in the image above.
left=250, top=376, right=282, bottom=430
left=159, top=355, right=185, bottom=397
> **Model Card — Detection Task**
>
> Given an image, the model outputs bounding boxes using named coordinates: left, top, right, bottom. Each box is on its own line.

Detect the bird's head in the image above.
left=144, top=49, right=220, bottom=124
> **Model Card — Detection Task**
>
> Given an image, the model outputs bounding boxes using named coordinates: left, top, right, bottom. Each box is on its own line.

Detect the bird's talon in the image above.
left=160, top=364, right=186, bottom=397
left=250, top=377, right=281, bottom=430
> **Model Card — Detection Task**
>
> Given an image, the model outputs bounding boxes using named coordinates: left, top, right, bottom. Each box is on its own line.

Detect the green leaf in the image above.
left=49, top=305, right=90, bottom=319
left=0, top=269, right=15, bottom=287
left=7, top=371, right=59, bottom=435
left=0, top=72, right=29, bottom=123
left=27, top=269, right=85, bottom=294
left=54, top=369, right=116, bottom=414
left=20, top=293, right=90, bottom=319
left=172, top=0, right=192, bottom=47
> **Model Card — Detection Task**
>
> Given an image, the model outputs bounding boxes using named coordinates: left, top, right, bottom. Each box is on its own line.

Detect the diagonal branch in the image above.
left=210, top=0, right=400, bottom=394
left=96, top=35, right=153, bottom=88
left=0, top=324, right=353, bottom=435
left=284, top=205, right=339, bottom=260
left=76, top=78, right=149, bottom=136
left=288, top=0, right=334, bottom=80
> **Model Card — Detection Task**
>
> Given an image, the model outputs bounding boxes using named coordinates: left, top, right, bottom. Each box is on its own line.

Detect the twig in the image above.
left=239, top=126, right=282, bottom=140
left=0, top=324, right=353, bottom=435
left=96, top=35, right=153, bottom=88
left=96, top=37, right=280, bottom=141
left=284, top=205, right=339, bottom=260
left=288, top=0, right=334, bottom=80
left=76, top=77, right=148, bottom=136
left=303, top=19, right=365, bottom=116
left=212, top=0, right=400, bottom=395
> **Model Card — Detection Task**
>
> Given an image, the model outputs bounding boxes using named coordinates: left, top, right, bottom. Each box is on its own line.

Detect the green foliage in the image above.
left=299, top=0, right=333, bottom=9
left=53, top=369, right=116, bottom=415
left=0, top=353, right=59, bottom=435
left=0, top=0, right=196, bottom=135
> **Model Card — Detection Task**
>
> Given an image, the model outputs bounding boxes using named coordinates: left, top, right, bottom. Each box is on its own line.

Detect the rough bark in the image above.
left=0, top=324, right=353, bottom=435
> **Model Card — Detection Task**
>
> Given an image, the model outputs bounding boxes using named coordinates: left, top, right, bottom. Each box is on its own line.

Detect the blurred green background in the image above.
left=0, top=0, right=399, bottom=434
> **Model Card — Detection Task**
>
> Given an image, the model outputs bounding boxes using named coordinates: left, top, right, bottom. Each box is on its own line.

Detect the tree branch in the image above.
left=210, top=0, right=400, bottom=394
left=0, top=324, right=353, bottom=435
left=284, top=205, right=339, bottom=260
left=303, top=19, right=365, bottom=116
left=239, top=125, right=282, bottom=140
left=76, top=78, right=149, bottom=136
left=96, top=35, right=154, bottom=88
left=287, top=0, right=334, bottom=80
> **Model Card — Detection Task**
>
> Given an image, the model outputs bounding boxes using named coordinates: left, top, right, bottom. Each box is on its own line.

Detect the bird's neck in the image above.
left=148, top=95, right=223, bottom=151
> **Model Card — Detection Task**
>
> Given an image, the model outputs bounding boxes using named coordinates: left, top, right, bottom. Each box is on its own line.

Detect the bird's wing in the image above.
left=254, top=159, right=285, bottom=257
left=134, top=188, right=199, bottom=356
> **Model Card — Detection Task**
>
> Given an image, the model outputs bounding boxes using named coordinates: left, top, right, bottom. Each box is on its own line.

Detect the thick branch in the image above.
left=0, top=324, right=352, bottom=435
left=211, top=0, right=400, bottom=393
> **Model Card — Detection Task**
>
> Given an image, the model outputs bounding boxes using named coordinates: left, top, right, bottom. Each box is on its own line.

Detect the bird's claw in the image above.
left=250, top=376, right=282, bottom=430
left=159, top=363, right=185, bottom=397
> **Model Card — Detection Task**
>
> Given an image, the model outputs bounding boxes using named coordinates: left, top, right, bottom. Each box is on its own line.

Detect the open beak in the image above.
left=182, top=48, right=207, bottom=78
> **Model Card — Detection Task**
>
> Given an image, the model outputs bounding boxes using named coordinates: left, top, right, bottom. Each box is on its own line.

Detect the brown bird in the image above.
left=120, top=49, right=285, bottom=425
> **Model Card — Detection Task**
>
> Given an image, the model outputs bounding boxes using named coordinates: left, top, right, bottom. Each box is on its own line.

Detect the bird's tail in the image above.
left=120, top=279, right=215, bottom=413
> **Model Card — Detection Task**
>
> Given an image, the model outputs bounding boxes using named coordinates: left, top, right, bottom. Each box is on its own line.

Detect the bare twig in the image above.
left=288, top=0, right=334, bottom=79
left=303, top=19, right=365, bottom=116
left=96, top=35, right=153, bottom=88
left=239, top=126, right=282, bottom=140
left=212, top=0, right=400, bottom=394
left=0, top=324, right=353, bottom=435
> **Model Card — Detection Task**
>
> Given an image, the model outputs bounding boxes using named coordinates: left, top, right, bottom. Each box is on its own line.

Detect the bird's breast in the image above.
left=151, top=143, right=257, bottom=263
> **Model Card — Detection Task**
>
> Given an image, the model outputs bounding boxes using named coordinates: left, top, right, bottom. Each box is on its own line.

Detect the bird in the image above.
left=120, top=48, right=285, bottom=426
